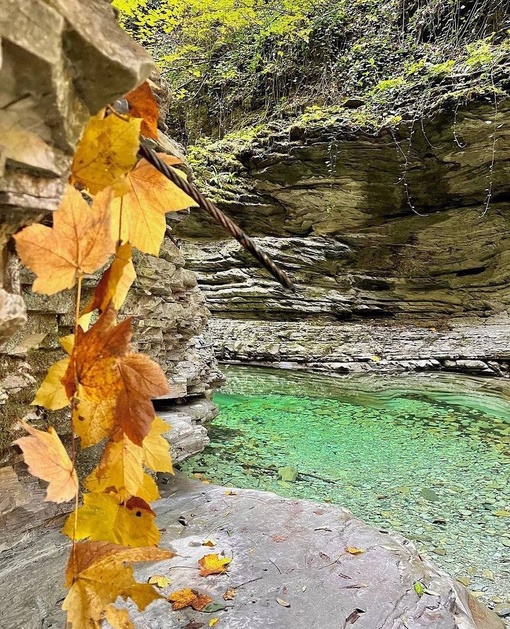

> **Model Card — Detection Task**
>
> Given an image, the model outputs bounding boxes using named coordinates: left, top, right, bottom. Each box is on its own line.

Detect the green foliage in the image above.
left=117, top=0, right=510, bottom=141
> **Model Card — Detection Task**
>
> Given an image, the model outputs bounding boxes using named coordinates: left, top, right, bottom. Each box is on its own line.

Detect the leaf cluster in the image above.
left=13, top=84, right=194, bottom=628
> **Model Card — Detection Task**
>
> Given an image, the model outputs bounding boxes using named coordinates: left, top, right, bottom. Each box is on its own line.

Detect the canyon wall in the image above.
left=175, top=99, right=510, bottom=374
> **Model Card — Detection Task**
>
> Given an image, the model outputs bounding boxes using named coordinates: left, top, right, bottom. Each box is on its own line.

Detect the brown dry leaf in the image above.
left=63, top=541, right=174, bottom=629
left=346, top=547, right=365, bottom=555
left=126, top=81, right=159, bottom=140
left=71, top=110, right=141, bottom=194
left=62, top=492, right=159, bottom=547
left=222, top=589, right=236, bottom=601
left=202, top=539, right=216, bottom=548
left=14, top=185, right=114, bottom=295
left=110, top=156, right=196, bottom=256
left=14, top=421, right=78, bottom=503
left=142, top=416, right=173, bottom=473
left=82, top=242, right=136, bottom=314
left=167, top=588, right=212, bottom=611
left=116, top=353, right=170, bottom=446
left=198, top=554, right=232, bottom=577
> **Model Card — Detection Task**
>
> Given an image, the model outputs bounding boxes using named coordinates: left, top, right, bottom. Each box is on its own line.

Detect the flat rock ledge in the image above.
left=0, top=476, right=503, bottom=629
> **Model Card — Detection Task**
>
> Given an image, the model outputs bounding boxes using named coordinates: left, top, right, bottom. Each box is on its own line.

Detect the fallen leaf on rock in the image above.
left=222, top=589, right=236, bottom=601
left=202, top=539, right=216, bottom=547
left=14, top=421, right=78, bottom=503
left=208, top=619, right=219, bottom=627
left=345, top=547, right=365, bottom=555
left=482, top=569, right=495, bottom=580
left=148, top=575, right=172, bottom=588
left=492, top=510, right=510, bottom=517
left=413, top=582, right=425, bottom=597
left=225, top=490, right=237, bottom=496
left=456, top=576, right=471, bottom=586
left=276, top=598, right=290, bottom=607
left=271, top=534, right=287, bottom=543
left=168, top=588, right=212, bottom=611
left=345, top=608, right=365, bottom=624
left=201, top=602, right=227, bottom=613
left=198, top=554, right=231, bottom=577
left=371, top=355, right=381, bottom=362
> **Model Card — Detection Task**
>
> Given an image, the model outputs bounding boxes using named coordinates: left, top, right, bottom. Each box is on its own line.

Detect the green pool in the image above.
left=178, top=366, right=510, bottom=607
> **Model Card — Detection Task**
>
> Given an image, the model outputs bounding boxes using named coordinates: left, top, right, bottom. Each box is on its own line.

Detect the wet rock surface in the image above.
left=6, top=476, right=503, bottom=629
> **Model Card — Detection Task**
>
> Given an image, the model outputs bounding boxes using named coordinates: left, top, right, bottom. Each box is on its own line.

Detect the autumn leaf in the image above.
left=14, top=185, right=114, bottom=295
left=222, top=589, right=236, bottom=601
left=62, top=492, right=159, bottom=547
left=126, top=81, right=159, bottom=140
left=83, top=243, right=136, bottom=315
left=14, top=421, right=78, bottom=503
left=71, top=110, right=141, bottom=194
left=167, top=588, right=212, bottom=611
left=345, top=547, right=365, bottom=555
left=110, top=156, right=196, bottom=255
left=72, top=396, right=116, bottom=448
left=62, top=305, right=131, bottom=403
left=31, top=357, right=70, bottom=410
left=86, top=431, right=161, bottom=503
left=116, top=354, right=170, bottom=446
left=198, top=554, right=232, bottom=577
left=63, top=541, right=174, bottom=629
left=142, top=416, right=173, bottom=473
left=148, top=575, right=172, bottom=588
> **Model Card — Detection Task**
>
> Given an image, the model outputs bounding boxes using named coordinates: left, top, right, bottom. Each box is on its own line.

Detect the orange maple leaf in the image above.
left=63, top=541, right=174, bottom=628
left=126, top=81, right=159, bottom=140
left=14, top=185, right=114, bottom=295
left=110, top=156, right=196, bottom=256
left=62, top=305, right=131, bottom=404
left=198, top=554, right=232, bottom=577
left=116, top=353, right=170, bottom=445
left=14, top=421, right=78, bottom=503
left=167, top=588, right=212, bottom=611
left=82, top=242, right=136, bottom=315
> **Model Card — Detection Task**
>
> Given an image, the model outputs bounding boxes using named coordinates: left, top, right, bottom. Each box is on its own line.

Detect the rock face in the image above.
left=176, top=100, right=510, bottom=373
left=0, top=0, right=221, bottom=531
left=1, top=475, right=503, bottom=629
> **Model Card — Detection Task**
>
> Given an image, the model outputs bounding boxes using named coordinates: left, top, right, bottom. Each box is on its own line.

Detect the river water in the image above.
left=178, top=366, right=510, bottom=610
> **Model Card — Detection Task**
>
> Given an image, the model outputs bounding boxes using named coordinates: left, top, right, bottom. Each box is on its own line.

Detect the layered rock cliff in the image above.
left=174, top=98, right=510, bottom=374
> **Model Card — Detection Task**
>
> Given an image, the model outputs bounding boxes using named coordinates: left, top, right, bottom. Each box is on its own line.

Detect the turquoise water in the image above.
left=179, top=367, right=510, bottom=604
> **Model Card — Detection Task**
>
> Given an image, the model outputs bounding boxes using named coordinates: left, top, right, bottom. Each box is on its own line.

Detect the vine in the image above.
left=12, top=83, right=216, bottom=627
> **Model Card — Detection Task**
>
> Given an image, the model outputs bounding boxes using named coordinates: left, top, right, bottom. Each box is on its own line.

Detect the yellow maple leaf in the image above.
left=14, top=185, right=114, bottom=295
left=63, top=541, right=174, bottom=628
left=345, top=547, right=365, bottom=555
left=85, top=434, right=144, bottom=497
left=198, top=554, right=232, bottom=577
left=142, top=416, right=173, bottom=473
left=71, top=110, right=141, bottom=194
left=62, top=492, right=159, bottom=547
left=111, top=155, right=196, bottom=255
left=167, top=588, right=212, bottom=611
left=82, top=242, right=136, bottom=315
left=14, top=421, right=78, bottom=503
left=31, top=357, right=70, bottom=410
left=148, top=575, right=172, bottom=588
left=72, top=395, right=115, bottom=448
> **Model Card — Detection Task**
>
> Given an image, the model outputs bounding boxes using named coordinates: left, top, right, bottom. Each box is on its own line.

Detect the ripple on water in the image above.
left=178, top=367, right=510, bottom=613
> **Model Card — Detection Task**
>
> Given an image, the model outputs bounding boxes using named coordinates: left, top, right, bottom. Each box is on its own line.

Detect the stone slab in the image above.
left=3, top=476, right=501, bottom=629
